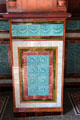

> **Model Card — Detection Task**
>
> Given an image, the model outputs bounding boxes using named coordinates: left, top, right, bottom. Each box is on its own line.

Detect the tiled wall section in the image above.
left=66, top=20, right=80, bottom=30
left=0, top=19, right=11, bottom=85
left=65, top=20, right=80, bottom=83
left=66, top=43, right=80, bottom=73
left=66, top=20, right=80, bottom=38
left=0, top=19, right=10, bottom=39
left=0, top=19, right=80, bottom=84
left=0, top=44, right=10, bottom=75
left=0, top=21, right=9, bottom=31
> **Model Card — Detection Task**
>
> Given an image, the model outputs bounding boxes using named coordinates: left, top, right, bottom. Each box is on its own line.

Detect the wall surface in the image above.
left=65, top=19, right=80, bottom=84
left=0, top=18, right=12, bottom=86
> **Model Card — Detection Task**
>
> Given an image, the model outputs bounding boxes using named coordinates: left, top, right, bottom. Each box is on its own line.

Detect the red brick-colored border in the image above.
left=22, top=50, right=54, bottom=100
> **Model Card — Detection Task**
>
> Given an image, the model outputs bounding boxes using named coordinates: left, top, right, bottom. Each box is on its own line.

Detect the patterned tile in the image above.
left=12, top=24, right=64, bottom=37
left=22, top=50, right=54, bottom=100
left=12, top=40, right=63, bottom=108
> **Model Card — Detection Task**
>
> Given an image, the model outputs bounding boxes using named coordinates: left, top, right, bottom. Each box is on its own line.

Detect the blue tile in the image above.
left=27, top=55, right=49, bottom=96
left=12, top=24, right=64, bottom=37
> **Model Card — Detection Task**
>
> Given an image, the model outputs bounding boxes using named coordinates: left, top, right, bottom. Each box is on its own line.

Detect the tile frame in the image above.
left=21, top=50, right=54, bottom=100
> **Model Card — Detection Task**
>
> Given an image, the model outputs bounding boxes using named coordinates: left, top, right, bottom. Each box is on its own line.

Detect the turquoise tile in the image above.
left=27, top=55, right=49, bottom=96
left=12, top=24, right=64, bottom=37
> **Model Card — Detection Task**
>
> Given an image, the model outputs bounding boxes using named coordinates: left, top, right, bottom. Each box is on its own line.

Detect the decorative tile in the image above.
left=12, top=24, right=64, bottom=37
left=22, top=50, right=54, bottom=100
left=27, top=55, right=49, bottom=96
left=12, top=40, right=63, bottom=108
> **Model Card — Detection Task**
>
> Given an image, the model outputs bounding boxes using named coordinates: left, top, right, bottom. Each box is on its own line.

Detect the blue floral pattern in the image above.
left=27, top=55, right=49, bottom=96
left=12, top=24, right=64, bottom=37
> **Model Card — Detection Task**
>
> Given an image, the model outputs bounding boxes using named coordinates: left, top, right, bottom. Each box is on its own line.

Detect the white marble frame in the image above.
left=12, top=40, right=63, bottom=108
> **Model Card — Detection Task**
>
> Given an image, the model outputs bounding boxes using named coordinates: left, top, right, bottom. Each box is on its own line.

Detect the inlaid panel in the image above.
left=12, top=40, right=63, bottom=108
left=12, top=24, right=64, bottom=37
left=20, top=49, right=54, bottom=100
left=27, top=55, right=49, bottom=96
